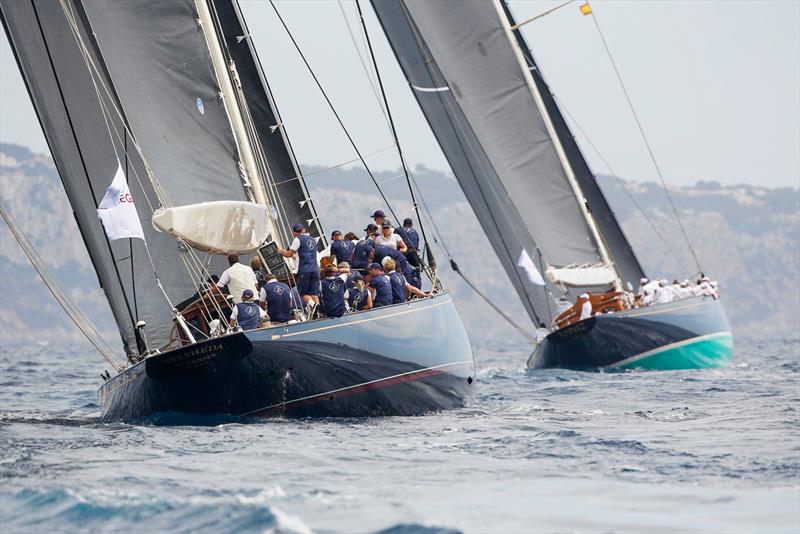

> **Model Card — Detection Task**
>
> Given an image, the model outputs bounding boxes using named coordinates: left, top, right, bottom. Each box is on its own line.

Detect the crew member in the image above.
left=278, top=223, right=319, bottom=310
left=352, top=225, right=378, bottom=273
left=383, top=257, right=428, bottom=303
left=376, top=220, right=407, bottom=252
left=320, top=264, right=348, bottom=318
left=637, top=278, right=649, bottom=299
left=217, top=253, right=259, bottom=304
left=676, top=279, right=693, bottom=300
left=250, top=255, right=266, bottom=290
left=349, top=278, right=372, bottom=311
left=533, top=322, right=549, bottom=344
left=329, top=229, right=355, bottom=264
left=344, top=232, right=359, bottom=245
left=640, top=279, right=659, bottom=306
left=229, top=289, right=266, bottom=331
left=373, top=244, right=419, bottom=289
left=654, top=279, right=675, bottom=304
left=259, top=273, right=294, bottom=323
left=578, top=293, right=593, bottom=320
left=337, top=262, right=363, bottom=289
left=371, top=209, right=389, bottom=229
left=368, top=262, right=393, bottom=307
left=395, top=217, right=421, bottom=268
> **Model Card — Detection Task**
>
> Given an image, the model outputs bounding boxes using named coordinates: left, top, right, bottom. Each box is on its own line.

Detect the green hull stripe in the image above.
left=611, top=332, right=733, bottom=370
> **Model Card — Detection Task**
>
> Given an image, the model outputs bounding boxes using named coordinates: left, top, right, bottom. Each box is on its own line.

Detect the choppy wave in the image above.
left=1, top=338, right=798, bottom=532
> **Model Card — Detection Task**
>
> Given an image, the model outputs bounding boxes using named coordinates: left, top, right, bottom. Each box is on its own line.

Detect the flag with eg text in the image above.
left=97, top=163, right=145, bottom=241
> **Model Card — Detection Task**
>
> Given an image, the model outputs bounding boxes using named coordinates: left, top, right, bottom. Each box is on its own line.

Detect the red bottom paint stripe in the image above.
left=244, top=360, right=474, bottom=417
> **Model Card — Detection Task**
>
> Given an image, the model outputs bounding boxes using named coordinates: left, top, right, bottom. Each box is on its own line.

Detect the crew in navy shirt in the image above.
left=278, top=223, right=320, bottom=309
left=329, top=229, right=355, bottom=264
left=368, top=262, right=393, bottom=307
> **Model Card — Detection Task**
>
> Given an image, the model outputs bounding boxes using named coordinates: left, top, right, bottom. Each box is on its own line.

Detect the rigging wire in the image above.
left=270, top=143, right=398, bottom=187
left=344, top=0, right=539, bottom=334
left=59, top=0, right=232, bottom=349
left=336, top=0, right=390, bottom=130
left=0, top=199, right=123, bottom=372
left=265, top=0, right=404, bottom=233
left=553, top=95, right=693, bottom=277
left=588, top=9, right=704, bottom=274
left=354, top=0, right=432, bottom=260
left=267, top=0, right=537, bottom=338
left=449, top=259, right=537, bottom=344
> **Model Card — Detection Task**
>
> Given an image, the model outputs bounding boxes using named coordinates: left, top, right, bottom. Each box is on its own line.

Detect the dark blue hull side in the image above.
left=99, top=293, right=474, bottom=421
left=527, top=297, right=733, bottom=370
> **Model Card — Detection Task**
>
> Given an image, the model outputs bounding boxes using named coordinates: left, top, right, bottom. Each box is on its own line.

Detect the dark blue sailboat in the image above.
left=1, top=0, right=474, bottom=421
left=371, top=0, right=732, bottom=370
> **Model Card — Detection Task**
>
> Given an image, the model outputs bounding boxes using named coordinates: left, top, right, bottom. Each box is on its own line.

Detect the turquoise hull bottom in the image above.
left=612, top=332, right=733, bottom=370
left=528, top=297, right=733, bottom=371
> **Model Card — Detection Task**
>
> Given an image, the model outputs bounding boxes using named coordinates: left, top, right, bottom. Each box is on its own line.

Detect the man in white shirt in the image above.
left=578, top=294, right=593, bottom=320
left=641, top=279, right=660, bottom=306
left=533, top=322, right=549, bottom=344
left=217, top=253, right=259, bottom=304
left=637, top=277, right=649, bottom=298
left=653, top=279, right=676, bottom=305
left=375, top=220, right=407, bottom=252
left=676, top=279, right=693, bottom=300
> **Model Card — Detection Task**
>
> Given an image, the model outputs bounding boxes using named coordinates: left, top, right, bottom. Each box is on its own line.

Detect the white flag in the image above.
left=96, top=164, right=145, bottom=241
left=517, top=248, right=545, bottom=286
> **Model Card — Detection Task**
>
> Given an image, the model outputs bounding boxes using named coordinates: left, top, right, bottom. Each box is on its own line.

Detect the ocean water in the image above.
left=0, top=338, right=798, bottom=533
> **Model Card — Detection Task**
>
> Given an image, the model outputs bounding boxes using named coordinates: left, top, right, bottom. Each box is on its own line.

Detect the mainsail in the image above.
left=371, top=0, right=645, bottom=324
left=1, top=0, right=322, bottom=357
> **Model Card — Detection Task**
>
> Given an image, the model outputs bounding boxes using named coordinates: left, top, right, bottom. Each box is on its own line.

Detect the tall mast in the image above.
left=491, top=0, right=621, bottom=291
left=195, top=0, right=273, bottom=229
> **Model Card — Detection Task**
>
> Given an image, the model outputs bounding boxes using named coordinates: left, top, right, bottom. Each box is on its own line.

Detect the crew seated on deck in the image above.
left=368, top=262, right=393, bottom=307
left=320, top=264, right=348, bottom=318
left=382, top=257, right=429, bottom=303
left=259, top=273, right=294, bottom=323
left=229, top=289, right=266, bottom=331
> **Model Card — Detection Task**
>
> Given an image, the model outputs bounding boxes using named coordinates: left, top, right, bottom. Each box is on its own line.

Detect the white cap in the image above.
left=580, top=293, right=590, bottom=299
left=640, top=277, right=648, bottom=284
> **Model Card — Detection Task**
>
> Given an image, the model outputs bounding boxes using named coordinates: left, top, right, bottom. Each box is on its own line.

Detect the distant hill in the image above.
left=1, top=143, right=798, bottom=350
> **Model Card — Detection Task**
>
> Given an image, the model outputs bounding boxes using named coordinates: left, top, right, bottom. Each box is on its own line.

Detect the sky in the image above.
left=1, top=0, right=798, bottom=188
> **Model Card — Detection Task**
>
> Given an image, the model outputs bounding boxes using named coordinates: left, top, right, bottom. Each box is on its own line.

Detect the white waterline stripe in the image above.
left=607, top=331, right=732, bottom=369
left=271, top=299, right=450, bottom=339
left=242, top=359, right=474, bottom=415
left=617, top=299, right=708, bottom=319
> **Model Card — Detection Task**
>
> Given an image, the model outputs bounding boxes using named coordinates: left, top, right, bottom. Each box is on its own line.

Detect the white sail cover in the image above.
left=152, top=201, right=270, bottom=254
left=546, top=265, right=618, bottom=288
